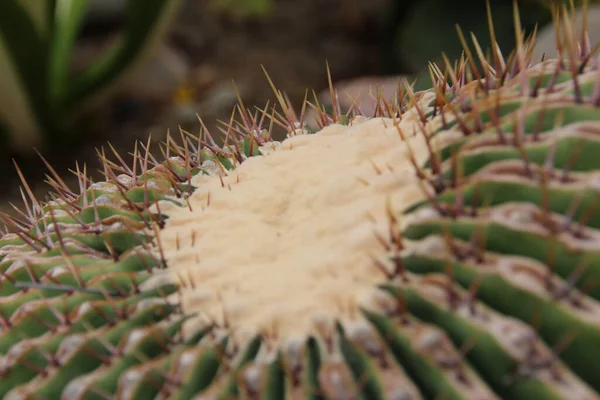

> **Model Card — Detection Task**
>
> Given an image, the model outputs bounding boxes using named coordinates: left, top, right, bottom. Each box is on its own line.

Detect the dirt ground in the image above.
left=0, top=0, right=393, bottom=218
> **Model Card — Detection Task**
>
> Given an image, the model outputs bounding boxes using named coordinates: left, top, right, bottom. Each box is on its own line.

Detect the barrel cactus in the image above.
left=0, top=2, right=599, bottom=399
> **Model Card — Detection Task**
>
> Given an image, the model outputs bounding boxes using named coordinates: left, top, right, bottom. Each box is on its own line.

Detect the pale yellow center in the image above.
left=158, top=104, right=437, bottom=340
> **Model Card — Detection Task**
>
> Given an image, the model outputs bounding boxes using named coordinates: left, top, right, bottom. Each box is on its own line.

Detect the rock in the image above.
left=192, top=65, right=219, bottom=93
left=119, top=43, right=191, bottom=102
left=531, top=4, right=600, bottom=62
left=196, top=81, right=246, bottom=117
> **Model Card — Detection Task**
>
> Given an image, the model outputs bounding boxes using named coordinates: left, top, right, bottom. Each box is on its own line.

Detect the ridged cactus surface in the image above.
left=0, top=4, right=599, bottom=399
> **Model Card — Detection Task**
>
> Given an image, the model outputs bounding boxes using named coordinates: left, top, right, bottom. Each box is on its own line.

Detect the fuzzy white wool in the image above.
left=159, top=107, right=436, bottom=340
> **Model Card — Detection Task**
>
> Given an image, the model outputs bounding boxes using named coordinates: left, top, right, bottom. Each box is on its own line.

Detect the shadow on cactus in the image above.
left=0, top=0, right=600, bottom=398
left=0, top=0, right=181, bottom=155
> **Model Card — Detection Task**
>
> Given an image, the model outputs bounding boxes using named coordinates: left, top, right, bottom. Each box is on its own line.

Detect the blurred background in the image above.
left=0, top=0, right=596, bottom=219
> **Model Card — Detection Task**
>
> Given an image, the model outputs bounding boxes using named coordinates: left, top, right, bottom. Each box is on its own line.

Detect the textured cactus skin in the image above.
left=1, top=5, right=600, bottom=400
left=401, top=55, right=600, bottom=393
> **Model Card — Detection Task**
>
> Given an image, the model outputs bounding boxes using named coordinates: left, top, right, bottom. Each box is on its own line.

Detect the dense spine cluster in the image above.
left=0, top=2, right=599, bottom=399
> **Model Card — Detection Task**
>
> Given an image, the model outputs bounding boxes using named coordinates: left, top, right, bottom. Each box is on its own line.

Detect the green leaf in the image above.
left=65, top=0, right=182, bottom=109
left=0, top=1, right=47, bottom=108
left=0, top=0, right=56, bottom=148
left=48, top=0, right=90, bottom=109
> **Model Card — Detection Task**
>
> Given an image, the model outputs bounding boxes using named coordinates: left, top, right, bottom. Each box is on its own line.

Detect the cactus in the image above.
left=0, top=2, right=599, bottom=399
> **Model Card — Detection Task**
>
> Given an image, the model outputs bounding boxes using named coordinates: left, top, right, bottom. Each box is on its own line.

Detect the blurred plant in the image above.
left=210, top=0, right=274, bottom=19
left=0, top=0, right=182, bottom=155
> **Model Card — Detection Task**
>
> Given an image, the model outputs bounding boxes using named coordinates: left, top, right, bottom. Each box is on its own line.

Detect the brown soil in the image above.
left=0, top=0, right=392, bottom=219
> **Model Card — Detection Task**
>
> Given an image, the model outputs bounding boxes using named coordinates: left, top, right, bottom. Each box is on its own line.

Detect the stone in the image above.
left=531, top=4, right=600, bottom=62
left=119, top=43, right=191, bottom=102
